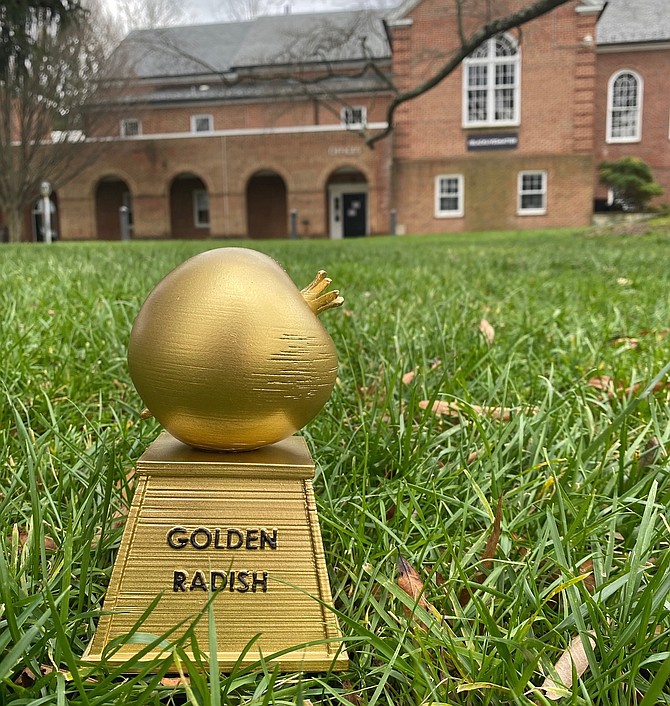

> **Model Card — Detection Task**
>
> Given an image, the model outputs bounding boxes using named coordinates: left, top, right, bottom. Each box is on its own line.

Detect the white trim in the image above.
left=193, top=189, right=210, bottom=228
left=606, top=69, right=643, bottom=143
left=434, top=174, right=464, bottom=218
left=190, top=114, right=213, bottom=133
left=517, top=170, right=547, bottom=215
left=120, top=118, right=142, bottom=138
left=462, top=34, right=521, bottom=128
left=598, top=42, right=670, bottom=53
left=83, top=122, right=389, bottom=144
left=328, top=183, right=369, bottom=239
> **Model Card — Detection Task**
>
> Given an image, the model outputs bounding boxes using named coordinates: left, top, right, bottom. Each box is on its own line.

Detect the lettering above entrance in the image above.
left=466, top=133, right=518, bottom=151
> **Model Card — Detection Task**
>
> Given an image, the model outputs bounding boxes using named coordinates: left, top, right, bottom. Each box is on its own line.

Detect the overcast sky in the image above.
left=178, top=0, right=394, bottom=25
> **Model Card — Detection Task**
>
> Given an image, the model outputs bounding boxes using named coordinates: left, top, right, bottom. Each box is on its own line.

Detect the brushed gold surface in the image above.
left=85, top=433, right=348, bottom=672
left=128, top=248, right=343, bottom=451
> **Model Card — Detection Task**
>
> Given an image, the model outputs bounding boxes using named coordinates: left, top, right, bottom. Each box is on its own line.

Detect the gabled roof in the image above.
left=116, top=10, right=391, bottom=80
left=597, top=0, right=670, bottom=44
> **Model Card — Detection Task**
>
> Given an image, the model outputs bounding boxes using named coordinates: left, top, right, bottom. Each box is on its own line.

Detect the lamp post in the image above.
left=40, top=181, right=52, bottom=244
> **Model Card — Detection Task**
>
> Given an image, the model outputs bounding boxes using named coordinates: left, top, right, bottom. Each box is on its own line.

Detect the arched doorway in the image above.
left=246, top=171, right=287, bottom=239
left=326, top=168, right=368, bottom=239
left=169, top=173, right=210, bottom=238
left=95, top=177, right=132, bottom=240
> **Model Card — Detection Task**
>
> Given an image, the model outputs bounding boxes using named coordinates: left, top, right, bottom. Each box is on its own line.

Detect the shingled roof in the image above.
left=117, top=10, right=391, bottom=80
left=597, top=0, right=670, bottom=44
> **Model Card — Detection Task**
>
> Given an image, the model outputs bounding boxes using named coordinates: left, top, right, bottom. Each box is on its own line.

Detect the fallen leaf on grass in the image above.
left=397, top=554, right=430, bottom=611
left=639, top=436, right=661, bottom=468
left=13, top=530, right=57, bottom=552
left=608, top=336, right=639, bottom=349
left=140, top=408, right=154, bottom=419
left=160, top=675, right=190, bottom=687
left=479, top=319, right=495, bottom=345
left=419, top=400, right=538, bottom=421
left=342, top=681, right=362, bottom=705
left=467, top=450, right=479, bottom=463
left=578, top=559, right=596, bottom=594
left=587, top=376, right=670, bottom=398
left=540, top=633, right=596, bottom=700
left=401, top=370, right=416, bottom=385
left=459, top=496, right=503, bottom=605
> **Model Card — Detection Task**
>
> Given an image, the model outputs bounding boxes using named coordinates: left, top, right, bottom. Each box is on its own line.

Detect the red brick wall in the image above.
left=169, top=176, right=210, bottom=238
left=594, top=47, right=670, bottom=206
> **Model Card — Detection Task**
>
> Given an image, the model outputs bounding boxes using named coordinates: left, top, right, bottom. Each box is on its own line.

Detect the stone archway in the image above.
left=95, top=176, right=132, bottom=240
left=325, top=168, right=368, bottom=239
left=169, top=173, right=210, bottom=238
left=246, top=171, right=288, bottom=239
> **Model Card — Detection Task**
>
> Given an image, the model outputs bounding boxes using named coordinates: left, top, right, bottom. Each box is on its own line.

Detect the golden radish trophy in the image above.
left=86, top=248, right=348, bottom=671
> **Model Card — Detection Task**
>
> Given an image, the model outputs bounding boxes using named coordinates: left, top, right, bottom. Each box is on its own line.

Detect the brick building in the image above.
left=6, top=0, right=670, bottom=241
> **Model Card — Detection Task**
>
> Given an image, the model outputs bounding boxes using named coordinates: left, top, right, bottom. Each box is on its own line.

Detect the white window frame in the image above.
left=341, top=106, right=367, bottom=128
left=462, top=34, right=520, bottom=128
left=193, top=189, right=210, bottom=228
left=517, top=170, right=547, bottom=215
left=606, top=70, right=643, bottom=143
left=120, top=118, right=141, bottom=138
left=191, top=114, right=213, bottom=133
left=434, top=174, right=464, bottom=218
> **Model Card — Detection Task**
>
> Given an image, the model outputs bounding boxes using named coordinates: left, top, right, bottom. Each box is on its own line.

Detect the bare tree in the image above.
left=0, top=2, right=123, bottom=242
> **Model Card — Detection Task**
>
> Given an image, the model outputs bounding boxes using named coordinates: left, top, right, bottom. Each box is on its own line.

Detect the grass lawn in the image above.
left=1, top=228, right=669, bottom=705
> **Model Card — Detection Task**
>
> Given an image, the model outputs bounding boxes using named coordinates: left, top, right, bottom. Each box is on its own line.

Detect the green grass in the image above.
left=1, top=228, right=669, bottom=705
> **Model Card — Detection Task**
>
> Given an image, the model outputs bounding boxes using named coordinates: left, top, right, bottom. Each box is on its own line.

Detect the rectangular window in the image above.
left=435, top=174, right=464, bottom=218
left=191, top=114, right=213, bottom=133
left=518, top=171, right=547, bottom=215
left=341, top=106, right=367, bottom=127
left=120, top=119, right=141, bottom=137
left=193, top=190, right=209, bottom=227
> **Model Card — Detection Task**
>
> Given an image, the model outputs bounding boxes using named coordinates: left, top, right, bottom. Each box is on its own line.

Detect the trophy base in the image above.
left=85, top=432, right=348, bottom=672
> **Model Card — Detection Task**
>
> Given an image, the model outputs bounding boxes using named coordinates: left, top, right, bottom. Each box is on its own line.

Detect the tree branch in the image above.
left=366, top=0, right=572, bottom=148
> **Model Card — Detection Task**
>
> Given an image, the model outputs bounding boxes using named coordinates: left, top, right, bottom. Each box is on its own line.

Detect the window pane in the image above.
left=468, top=65, right=487, bottom=87
left=440, top=196, right=458, bottom=211
left=612, top=74, right=638, bottom=108
left=521, top=193, right=543, bottom=210
left=468, top=90, right=488, bottom=121
left=194, top=116, right=211, bottom=132
left=495, top=63, right=515, bottom=86
left=464, top=35, right=518, bottom=125
left=495, top=35, right=517, bottom=56
left=495, top=88, right=514, bottom=120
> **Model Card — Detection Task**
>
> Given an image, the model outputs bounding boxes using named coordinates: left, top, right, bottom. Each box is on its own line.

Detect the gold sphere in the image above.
left=128, top=248, right=343, bottom=451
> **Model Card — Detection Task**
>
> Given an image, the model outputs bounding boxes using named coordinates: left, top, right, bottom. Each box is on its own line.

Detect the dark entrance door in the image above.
left=342, top=193, right=367, bottom=237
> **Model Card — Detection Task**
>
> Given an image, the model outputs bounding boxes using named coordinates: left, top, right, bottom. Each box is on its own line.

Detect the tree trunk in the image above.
left=6, top=204, right=25, bottom=244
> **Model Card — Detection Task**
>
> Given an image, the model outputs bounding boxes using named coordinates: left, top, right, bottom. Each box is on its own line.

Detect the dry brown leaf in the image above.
left=342, top=681, right=362, bottom=705
left=579, top=559, right=596, bottom=594
left=608, top=336, right=639, bottom=349
left=397, top=554, right=429, bottom=610
left=429, top=357, right=442, bottom=371
left=15, top=531, right=57, bottom=552
left=587, top=376, right=670, bottom=398
left=14, top=667, right=38, bottom=687
left=459, top=496, right=503, bottom=605
left=402, top=370, right=416, bottom=385
left=479, top=319, right=495, bottom=345
left=467, top=450, right=479, bottom=463
left=541, top=633, right=596, bottom=700
left=385, top=503, right=396, bottom=521
left=160, top=675, right=190, bottom=687
left=639, top=436, right=661, bottom=468
left=397, top=555, right=439, bottom=627
left=139, top=408, right=154, bottom=419
left=481, top=496, right=504, bottom=571
left=419, top=399, right=537, bottom=421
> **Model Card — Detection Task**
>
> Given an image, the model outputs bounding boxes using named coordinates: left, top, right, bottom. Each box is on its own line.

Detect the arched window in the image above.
left=463, top=34, right=520, bottom=127
left=607, top=70, right=642, bottom=142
